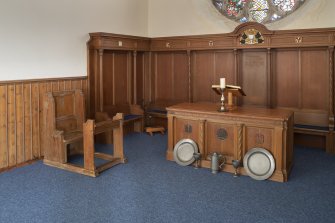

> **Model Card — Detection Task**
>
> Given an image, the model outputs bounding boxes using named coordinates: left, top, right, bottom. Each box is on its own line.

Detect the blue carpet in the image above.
left=1, top=133, right=335, bottom=223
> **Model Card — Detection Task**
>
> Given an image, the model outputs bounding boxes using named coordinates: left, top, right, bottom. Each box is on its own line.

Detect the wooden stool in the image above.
left=145, top=126, right=165, bottom=136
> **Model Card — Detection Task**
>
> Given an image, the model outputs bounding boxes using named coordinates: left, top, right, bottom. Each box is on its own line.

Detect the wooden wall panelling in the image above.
left=135, top=52, right=145, bottom=105
left=273, top=49, right=300, bottom=109
left=173, top=52, right=189, bottom=103
left=31, top=83, right=40, bottom=159
left=15, top=83, right=24, bottom=164
left=7, top=84, right=16, bottom=166
left=0, top=85, right=8, bottom=168
left=87, top=49, right=96, bottom=118
left=301, top=48, right=329, bottom=111
left=38, top=82, right=48, bottom=157
left=152, top=51, right=189, bottom=104
left=213, top=50, right=236, bottom=104
left=101, top=50, right=133, bottom=114
left=0, top=77, right=87, bottom=172
left=240, top=49, right=268, bottom=107
left=102, top=50, right=115, bottom=110
left=298, top=48, right=329, bottom=126
left=143, top=52, right=152, bottom=104
left=329, top=46, right=334, bottom=130
left=267, top=48, right=273, bottom=107
left=23, top=83, right=32, bottom=162
left=192, top=51, right=215, bottom=102
left=154, top=52, right=173, bottom=102
left=127, top=51, right=132, bottom=105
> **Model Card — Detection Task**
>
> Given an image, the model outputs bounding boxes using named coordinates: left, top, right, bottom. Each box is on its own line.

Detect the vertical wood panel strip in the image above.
left=127, top=52, right=131, bottom=104
left=133, top=51, right=137, bottom=104
left=171, top=53, right=174, bottom=100
left=38, top=82, right=50, bottom=157
left=14, top=84, right=17, bottom=164
left=148, top=52, right=152, bottom=102
left=329, top=46, right=334, bottom=130
left=212, top=52, right=216, bottom=102
left=99, top=49, right=104, bottom=111
left=154, top=53, right=158, bottom=102
left=0, top=85, right=8, bottom=168
left=7, top=84, right=16, bottom=166
left=267, top=48, right=272, bottom=108
left=234, top=49, right=238, bottom=85
left=112, top=52, right=115, bottom=105
left=6, top=85, right=8, bottom=167
left=23, top=83, right=31, bottom=161
left=31, top=83, right=40, bottom=159
left=142, top=53, right=145, bottom=103
left=298, top=49, right=303, bottom=109
left=187, top=51, right=191, bottom=103
left=22, top=83, right=25, bottom=162
left=191, top=52, right=197, bottom=102
left=30, top=83, right=33, bottom=160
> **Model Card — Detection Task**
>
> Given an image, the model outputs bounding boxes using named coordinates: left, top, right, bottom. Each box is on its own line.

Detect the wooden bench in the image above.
left=101, top=104, right=144, bottom=134
left=294, top=124, right=334, bottom=154
left=145, top=102, right=172, bottom=129
left=42, top=90, right=126, bottom=177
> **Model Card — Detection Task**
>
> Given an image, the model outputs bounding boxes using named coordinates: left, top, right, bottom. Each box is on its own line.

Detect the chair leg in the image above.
left=327, top=131, right=334, bottom=154
left=83, top=120, right=95, bottom=171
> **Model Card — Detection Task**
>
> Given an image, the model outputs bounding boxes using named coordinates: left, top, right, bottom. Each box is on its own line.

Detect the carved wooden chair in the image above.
left=42, top=90, right=126, bottom=177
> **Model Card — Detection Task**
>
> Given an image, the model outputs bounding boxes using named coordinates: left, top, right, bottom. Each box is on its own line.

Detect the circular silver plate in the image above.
left=243, top=148, right=275, bottom=181
left=173, top=139, right=199, bottom=166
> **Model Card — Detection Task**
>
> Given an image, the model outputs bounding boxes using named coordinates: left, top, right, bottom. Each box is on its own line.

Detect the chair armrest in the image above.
left=130, top=104, right=144, bottom=115
left=113, top=113, right=124, bottom=121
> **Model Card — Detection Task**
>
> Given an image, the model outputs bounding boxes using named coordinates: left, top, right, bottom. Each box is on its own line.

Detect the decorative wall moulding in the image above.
left=88, top=23, right=335, bottom=52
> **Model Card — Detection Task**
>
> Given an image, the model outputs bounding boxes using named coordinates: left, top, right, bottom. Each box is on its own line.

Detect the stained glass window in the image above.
left=212, top=0, right=306, bottom=24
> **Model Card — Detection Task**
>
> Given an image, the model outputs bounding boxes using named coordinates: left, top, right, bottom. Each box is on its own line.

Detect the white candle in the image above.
left=220, top=78, right=226, bottom=89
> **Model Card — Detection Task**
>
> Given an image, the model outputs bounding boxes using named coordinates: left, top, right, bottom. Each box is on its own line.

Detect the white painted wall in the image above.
left=0, top=0, right=148, bottom=81
left=1, top=0, right=334, bottom=80
left=148, top=0, right=335, bottom=37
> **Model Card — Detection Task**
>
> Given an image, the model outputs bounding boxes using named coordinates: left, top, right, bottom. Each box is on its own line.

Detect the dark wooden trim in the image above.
left=0, top=76, right=87, bottom=85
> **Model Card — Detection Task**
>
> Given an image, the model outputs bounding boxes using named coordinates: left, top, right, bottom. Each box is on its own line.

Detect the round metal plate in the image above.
left=173, top=139, right=199, bottom=166
left=243, top=147, right=275, bottom=180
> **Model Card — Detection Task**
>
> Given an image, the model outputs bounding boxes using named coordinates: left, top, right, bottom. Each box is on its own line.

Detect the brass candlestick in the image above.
left=218, top=88, right=227, bottom=112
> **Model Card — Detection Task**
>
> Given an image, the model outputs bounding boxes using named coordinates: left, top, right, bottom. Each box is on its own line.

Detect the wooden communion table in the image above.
left=166, top=103, right=294, bottom=182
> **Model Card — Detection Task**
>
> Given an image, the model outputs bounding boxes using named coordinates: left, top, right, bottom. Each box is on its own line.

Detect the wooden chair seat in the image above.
left=62, top=131, right=83, bottom=144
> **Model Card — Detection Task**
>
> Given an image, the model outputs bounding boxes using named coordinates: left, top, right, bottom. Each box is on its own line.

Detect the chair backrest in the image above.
left=43, top=90, right=85, bottom=134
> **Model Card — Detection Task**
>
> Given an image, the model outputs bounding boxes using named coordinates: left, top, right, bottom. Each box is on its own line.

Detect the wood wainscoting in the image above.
left=0, top=76, right=88, bottom=172
left=87, top=22, right=335, bottom=152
